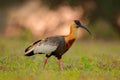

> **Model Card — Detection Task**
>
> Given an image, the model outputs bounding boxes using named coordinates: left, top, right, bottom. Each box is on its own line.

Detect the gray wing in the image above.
left=34, top=40, right=58, bottom=55
left=34, top=36, right=65, bottom=55
left=25, top=36, right=65, bottom=55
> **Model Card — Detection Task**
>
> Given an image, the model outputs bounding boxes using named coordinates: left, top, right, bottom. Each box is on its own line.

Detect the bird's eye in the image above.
left=74, top=20, right=81, bottom=25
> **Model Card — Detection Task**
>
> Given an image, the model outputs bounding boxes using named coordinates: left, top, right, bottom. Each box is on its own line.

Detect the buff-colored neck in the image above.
left=65, top=24, right=78, bottom=42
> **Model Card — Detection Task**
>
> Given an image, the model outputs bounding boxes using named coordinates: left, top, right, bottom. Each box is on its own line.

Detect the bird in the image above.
left=25, top=20, right=91, bottom=70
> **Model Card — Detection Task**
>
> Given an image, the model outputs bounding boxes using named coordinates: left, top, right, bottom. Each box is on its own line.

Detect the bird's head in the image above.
left=74, top=20, right=91, bottom=35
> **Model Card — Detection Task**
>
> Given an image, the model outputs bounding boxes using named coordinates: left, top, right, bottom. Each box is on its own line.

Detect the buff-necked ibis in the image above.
left=25, top=20, right=91, bottom=70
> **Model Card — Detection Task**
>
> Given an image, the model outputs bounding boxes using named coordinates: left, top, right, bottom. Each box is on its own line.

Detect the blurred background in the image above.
left=0, top=1, right=120, bottom=79
left=0, top=0, right=120, bottom=40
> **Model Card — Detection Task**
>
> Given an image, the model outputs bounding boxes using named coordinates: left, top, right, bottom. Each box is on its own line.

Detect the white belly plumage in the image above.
left=34, top=44, right=57, bottom=55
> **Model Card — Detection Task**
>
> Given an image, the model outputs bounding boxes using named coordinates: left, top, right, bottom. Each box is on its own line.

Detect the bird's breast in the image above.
left=66, top=38, right=75, bottom=49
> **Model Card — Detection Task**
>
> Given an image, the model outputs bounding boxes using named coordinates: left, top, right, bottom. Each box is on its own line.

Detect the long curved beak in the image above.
left=79, top=25, right=92, bottom=35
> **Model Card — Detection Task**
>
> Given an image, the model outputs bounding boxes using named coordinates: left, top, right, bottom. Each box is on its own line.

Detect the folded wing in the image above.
left=25, top=37, right=60, bottom=55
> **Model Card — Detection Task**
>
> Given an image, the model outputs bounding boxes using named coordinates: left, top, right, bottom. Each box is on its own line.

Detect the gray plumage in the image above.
left=25, top=36, right=66, bottom=59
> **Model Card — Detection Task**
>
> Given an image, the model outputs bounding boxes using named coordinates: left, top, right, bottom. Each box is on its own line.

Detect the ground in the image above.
left=0, top=37, right=120, bottom=80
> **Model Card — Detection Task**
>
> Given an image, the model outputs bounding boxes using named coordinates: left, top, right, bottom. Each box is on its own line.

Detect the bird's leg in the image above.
left=58, top=59, right=63, bottom=71
left=43, top=57, right=48, bottom=69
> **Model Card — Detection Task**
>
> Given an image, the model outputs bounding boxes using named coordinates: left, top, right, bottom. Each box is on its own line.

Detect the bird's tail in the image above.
left=25, top=50, right=34, bottom=56
left=25, top=46, right=35, bottom=56
left=25, top=40, right=41, bottom=56
left=25, top=43, right=36, bottom=56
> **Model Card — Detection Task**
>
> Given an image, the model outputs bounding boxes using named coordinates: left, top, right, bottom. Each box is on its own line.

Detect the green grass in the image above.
left=0, top=37, right=120, bottom=80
